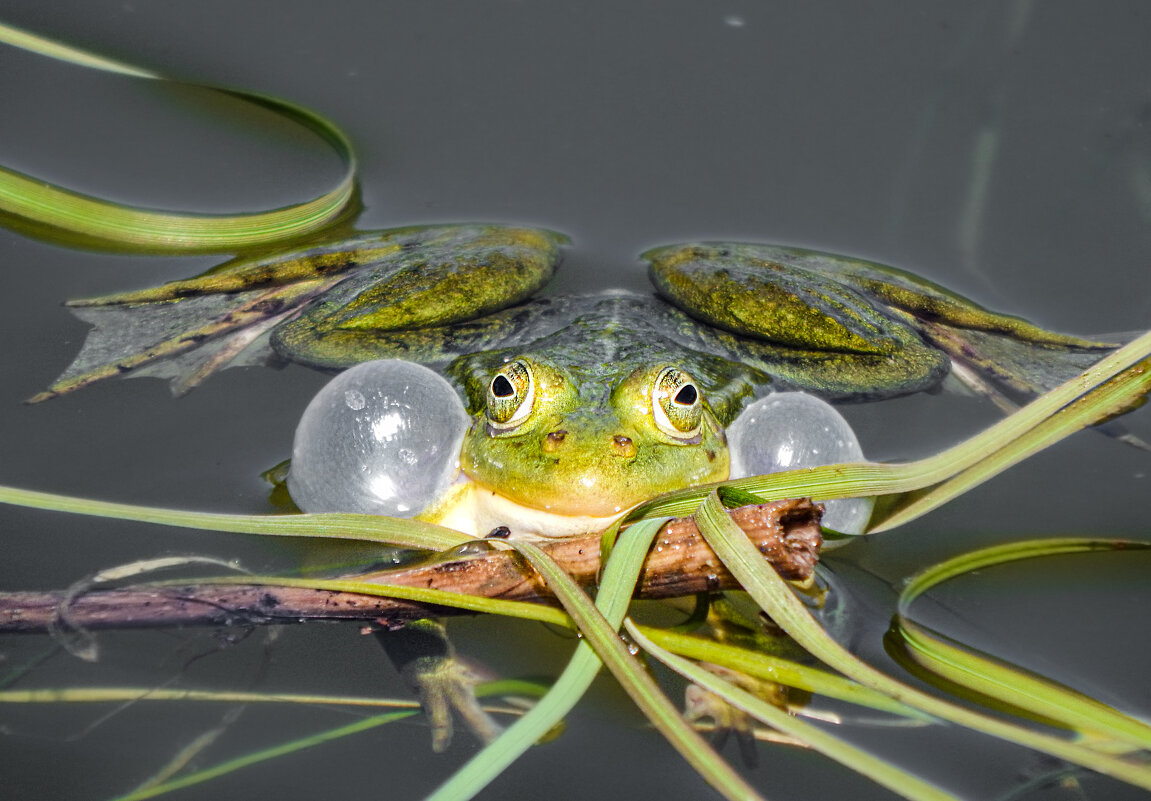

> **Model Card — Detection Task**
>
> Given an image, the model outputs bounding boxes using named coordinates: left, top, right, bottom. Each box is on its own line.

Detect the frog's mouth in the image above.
left=420, top=473, right=629, bottom=539
left=457, top=442, right=730, bottom=520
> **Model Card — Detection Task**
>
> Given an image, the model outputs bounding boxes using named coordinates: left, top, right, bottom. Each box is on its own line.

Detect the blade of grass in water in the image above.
left=423, top=517, right=691, bottom=801
left=0, top=484, right=471, bottom=551
left=104, top=710, right=417, bottom=801
left=694, top=492, right=1151, bottom=791
left=890, top=538, right=1151, bottom=752
left=869, top=358, right=1151, bottom=531
left=0, top=21, right=356, bottom=253
left=0, top=680, right=548, bottom=709
left=624, top=620, right=961, bottom=801
left=510, top=532, right=766, bottom=801
left=638, top=627, right=929, bottom=721
left=4, top=332, right=1149, bottom=556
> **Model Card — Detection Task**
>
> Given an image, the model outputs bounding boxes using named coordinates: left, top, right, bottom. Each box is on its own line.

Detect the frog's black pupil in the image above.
left=674, top=385, right=698, bottom=405
left=492, top=375, right=515, bottom=397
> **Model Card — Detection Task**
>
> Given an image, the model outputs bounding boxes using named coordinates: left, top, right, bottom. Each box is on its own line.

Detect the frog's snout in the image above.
left=539, top=428, right=637, bottom=459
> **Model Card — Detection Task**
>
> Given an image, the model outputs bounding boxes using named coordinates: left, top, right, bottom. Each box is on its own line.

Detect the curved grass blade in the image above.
left=694, top=492, right=1151, bottom=791
left=869, top=359, right=1151, bottom=531
left=624, top=621, right=961, bottom=801
left=422, top=517, right=684, bottom=801
left=890, top=538, right=1151, bottom=752
left=0, top=21, right=357, bottom=253
left=630, top=329, right=1151, bottom=529
left=510, top=529, right=766, bottom=801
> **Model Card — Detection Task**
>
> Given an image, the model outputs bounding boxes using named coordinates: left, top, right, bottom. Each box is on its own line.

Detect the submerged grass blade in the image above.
left=694, top=492, right=1151, bottom=791
left=11, top=681, right=537, bottom=801
left=107, top=711, right=417, bottom=801
left=0, top=21, right=356, bottom=253
left=625, top=621, right=961, bottom=801
left=0, top=686, right=424, bottom=708
left=0, top=680, right=547, bottom=710
left=423, top=517, right=672, bottom=801
left=891, top=538, right=1151, bottom=752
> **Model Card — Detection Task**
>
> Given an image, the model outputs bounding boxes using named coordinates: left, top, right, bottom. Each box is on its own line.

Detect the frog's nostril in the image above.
left=611, top=435, right=637, bottom=458
left=542, top=429, right=567, bottom=453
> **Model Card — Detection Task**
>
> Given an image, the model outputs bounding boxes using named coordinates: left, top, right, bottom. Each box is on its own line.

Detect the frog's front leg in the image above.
left=375, top=619, right=502, bottom=752
left=645, top=243, right=1116, bottom=406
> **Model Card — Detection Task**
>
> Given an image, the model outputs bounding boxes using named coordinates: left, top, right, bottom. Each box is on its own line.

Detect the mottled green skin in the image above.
left=269, top=230, right=1112, bottom=515
left=53, top=224, right=1115, bottom=516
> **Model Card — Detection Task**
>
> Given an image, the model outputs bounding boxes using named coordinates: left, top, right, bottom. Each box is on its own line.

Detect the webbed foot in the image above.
left=375, top=619, right=501, bottom=752
left=684, top=663, right=792, bottom=767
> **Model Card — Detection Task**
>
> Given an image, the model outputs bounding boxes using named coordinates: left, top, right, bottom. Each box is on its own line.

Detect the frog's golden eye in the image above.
left=652, top=367, right=703, bottom=440
left=486, top=360, right=535, bottom=430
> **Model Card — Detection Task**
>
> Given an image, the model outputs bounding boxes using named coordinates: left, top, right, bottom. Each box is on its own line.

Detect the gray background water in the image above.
left=1, top=2, right=1150, bottom=799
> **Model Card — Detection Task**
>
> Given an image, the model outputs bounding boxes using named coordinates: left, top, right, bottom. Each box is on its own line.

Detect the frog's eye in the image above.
left=652, top=367, right=703, bottom=440
left=486, top=360, right=535, bottom=430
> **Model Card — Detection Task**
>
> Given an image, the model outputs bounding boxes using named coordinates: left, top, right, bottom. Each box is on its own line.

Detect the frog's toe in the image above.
left=409, top=651, right=502, bottom=752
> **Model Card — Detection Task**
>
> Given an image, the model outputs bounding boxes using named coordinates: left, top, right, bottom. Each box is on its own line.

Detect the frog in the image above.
left=32, top=222, right=1126, bottom=748
left=35, top=223, right=1119, bottom=537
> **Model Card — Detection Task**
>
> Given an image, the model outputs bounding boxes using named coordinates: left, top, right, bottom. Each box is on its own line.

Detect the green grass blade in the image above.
left=106, top=710, right=417, bottom=801
left=694, top=492, right=1151, bottom=790
left=0, top=679, right=547, bottom=710
left=0, top=686, right=425, bottom=708
left=511, top=530, right=767, bottom=801
left=0, top=483, right=471, bottom=550
left=206, top=574, right=573, bottom=626
left=0, top=21, right=356, bottom=253
left=624, top=620, right=962, bottom=801
left=423, top=517, right=672, bottom=801
left=637, top=627, right=930, bottom=721
left=629, top=329, right=1151, bottom=530
left=891, top=538, right=1151, bottom=752
left=871, top=358, right=1151, bottom=531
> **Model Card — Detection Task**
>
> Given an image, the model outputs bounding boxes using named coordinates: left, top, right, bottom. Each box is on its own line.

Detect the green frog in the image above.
left=38, top=223, right=1115, bottom=535
left=34, top=223, right=1123, bottom=747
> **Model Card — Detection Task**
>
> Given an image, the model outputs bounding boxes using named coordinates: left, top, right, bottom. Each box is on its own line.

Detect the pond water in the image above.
left=1, top=3, right=1151, bottom=800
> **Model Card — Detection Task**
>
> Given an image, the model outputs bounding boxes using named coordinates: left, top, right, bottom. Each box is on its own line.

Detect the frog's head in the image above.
left=456, top=356, right=730, bottom=516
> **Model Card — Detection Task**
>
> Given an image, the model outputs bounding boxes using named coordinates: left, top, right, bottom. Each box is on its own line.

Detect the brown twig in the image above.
left=0, top=500, right=822, bottom=633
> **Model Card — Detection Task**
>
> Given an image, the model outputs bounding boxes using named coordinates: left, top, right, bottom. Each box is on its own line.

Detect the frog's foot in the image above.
left=645, top=242, right=1121, bottom=406
left=684, top=663, right=791, bottom=767
left=375, top=619, right=501, bottom=752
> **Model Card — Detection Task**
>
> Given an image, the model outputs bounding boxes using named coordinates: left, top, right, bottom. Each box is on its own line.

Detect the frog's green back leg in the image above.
left=645, top=242, right=1117, bottom=405
left=645, top=243, right=950, bottom=401
left=273, top=296, right=581, bottom=372
left=38, top=224, right=566, bottom=400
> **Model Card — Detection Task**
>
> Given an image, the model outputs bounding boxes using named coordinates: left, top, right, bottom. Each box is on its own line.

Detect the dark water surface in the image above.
left=2, top=3, right=1150, bottom=800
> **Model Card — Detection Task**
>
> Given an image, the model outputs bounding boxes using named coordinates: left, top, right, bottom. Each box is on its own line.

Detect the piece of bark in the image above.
left=0, top=499, right=822, bottom=633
